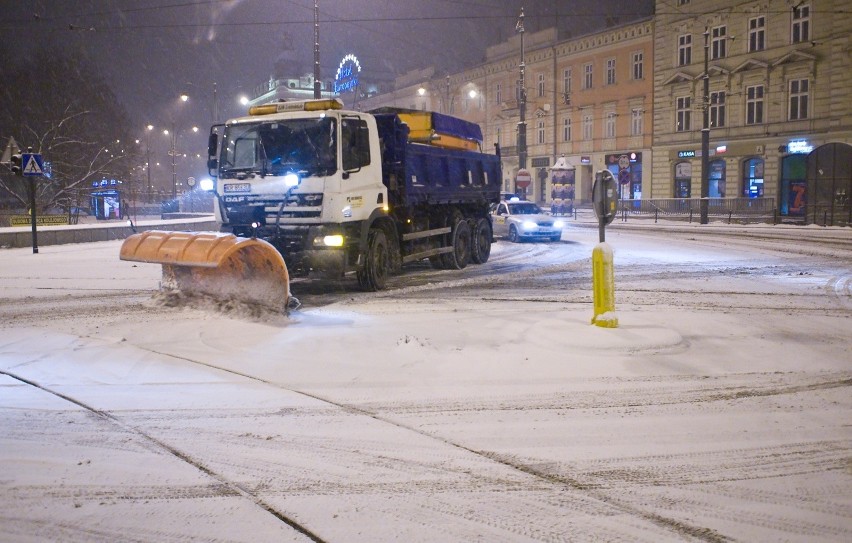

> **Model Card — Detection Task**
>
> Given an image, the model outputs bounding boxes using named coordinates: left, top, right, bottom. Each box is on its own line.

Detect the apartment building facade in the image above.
left=653, top=0, right=851, bottom=222
left=358, top=21, right=655, bottom=207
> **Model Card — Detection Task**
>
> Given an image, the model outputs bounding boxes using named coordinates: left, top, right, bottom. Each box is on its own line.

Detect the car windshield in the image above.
left=508, top=203, right=542, bottom=215
left=219, top=117, right=337, bottom=178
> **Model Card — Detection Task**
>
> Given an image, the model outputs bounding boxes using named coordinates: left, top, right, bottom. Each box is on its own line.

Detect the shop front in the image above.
left=805, top=142, right=851, bottom=226
left=670, top=143, right=765, bottom=201
left=605, top=152, right=643, bottom=200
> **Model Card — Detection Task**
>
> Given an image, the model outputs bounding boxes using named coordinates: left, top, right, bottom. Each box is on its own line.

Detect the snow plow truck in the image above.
left=120, top=98, right=502, bottom=310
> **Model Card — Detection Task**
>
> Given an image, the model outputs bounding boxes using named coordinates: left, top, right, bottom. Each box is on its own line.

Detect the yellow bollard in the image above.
left=591, top=242, right=618, bottom=328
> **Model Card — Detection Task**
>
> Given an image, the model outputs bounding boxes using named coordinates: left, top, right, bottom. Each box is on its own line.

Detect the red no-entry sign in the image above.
left=516, top=169, right=532, bottom=188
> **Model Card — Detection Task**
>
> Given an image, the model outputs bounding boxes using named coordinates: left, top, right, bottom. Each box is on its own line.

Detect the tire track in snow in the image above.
left=0, top=369, right=329, bottom=543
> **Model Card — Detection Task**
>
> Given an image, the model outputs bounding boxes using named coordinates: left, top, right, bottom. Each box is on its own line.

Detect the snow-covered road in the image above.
left=1, top=221, right=850, bottom=542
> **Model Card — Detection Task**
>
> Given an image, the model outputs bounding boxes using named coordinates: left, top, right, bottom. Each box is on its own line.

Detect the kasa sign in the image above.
left=334, top=54, right=361, bottom=93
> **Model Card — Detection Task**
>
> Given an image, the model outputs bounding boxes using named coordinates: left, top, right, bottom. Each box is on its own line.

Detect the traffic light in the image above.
left=10, top=152, right=23, bottom=176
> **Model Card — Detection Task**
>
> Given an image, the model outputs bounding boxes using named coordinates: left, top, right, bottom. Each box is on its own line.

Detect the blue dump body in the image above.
left=371, top=112, right=502, bottom=209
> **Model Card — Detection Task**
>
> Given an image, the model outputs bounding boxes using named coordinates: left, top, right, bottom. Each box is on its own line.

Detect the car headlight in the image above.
left=522, top=220, right=537, bottom=230
left=553, top=220, right=564, bottom=229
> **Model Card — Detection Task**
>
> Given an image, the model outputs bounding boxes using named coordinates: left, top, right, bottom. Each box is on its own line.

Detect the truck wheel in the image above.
left=470, top=217, right=492, bottom=264
left=357, top=229, right=389, bottom=291
left=446, top=219, right=471, bottom=269
left=508, top=225, right=520, bottom=243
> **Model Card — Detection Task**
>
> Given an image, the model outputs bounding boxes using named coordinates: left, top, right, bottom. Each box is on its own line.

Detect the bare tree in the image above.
left=0, top=46, right=137, bottom=213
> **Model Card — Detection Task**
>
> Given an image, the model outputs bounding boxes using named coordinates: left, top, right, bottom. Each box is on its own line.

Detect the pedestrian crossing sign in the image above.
left=22, top=153, right=44, bottom=177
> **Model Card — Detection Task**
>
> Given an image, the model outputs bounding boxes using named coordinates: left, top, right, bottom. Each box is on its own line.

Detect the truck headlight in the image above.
left=314, top=234, right=344, bottom=247
left=199, top=178, right=215, bottom=191
left=284, top=172, right=300, bottom=187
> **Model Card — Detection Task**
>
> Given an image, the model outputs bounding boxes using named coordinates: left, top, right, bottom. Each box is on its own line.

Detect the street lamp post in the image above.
left=445, top=75, right=450, bottom=114
left=168, top=124, right=178, bottom=200
left=517, top=7, right=528, bottom=174
left=145, top=125, right=153, bottom=197
left=313, top=0, right=321, bottom=99
left=700, top=26, right=710, bottom=225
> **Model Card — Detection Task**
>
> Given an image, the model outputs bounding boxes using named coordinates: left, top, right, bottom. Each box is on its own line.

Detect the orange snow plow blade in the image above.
left=120, top=230, right=290, bottom=312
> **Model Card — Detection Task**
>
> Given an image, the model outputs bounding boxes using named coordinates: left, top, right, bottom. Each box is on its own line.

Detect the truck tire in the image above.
left=445, top=218, right=471, bottom=269
left=470, top=217, right=492, bottom=264
left=357, top=228, right=389, bottom=291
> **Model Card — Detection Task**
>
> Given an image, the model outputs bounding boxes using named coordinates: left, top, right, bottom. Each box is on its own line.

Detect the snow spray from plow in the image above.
left=120, top=231, right=290, bottom=313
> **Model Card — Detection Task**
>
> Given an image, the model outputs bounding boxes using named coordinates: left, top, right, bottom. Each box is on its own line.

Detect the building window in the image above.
left=563, top=117, right=572, bottom=142
left=583, top=63, right=593, bottom=89
left=674, top=161, right=692, bottom=198
left=582, top=111, right=593, bottom=141
left=676, top=96, right=691, bottom=132
left=748, top=16, right=765, bottom=52
left=789, top=79, right=809, bottom=120
left=604, top=112, right=617, bottom=138
left=710, top=91, right=726, bottom=127
left=495, top=83, right=502, bottom=104
left=742, top=157, right=765, bottom=197
left=678, top=34, right=692, bottom=66
left=606, top=59, right=616, bottom=85
left=537, top=120, right=545, bottom=144
left=709, top=159, right=726, bottom=198
left=792, top=4, right=810, bottom=43
left=537, top=74, right=545, bottom=98
left=746, top=85, right=764, bottom=124
left=678, top=0, right=691, bottom=5
left=563, top=68, right=572, bottom=94
left=632, top=51, right=644, bottom=80
left=631, top=108, right=643, bottom=135
left=711, top=25, right=727, bottom=60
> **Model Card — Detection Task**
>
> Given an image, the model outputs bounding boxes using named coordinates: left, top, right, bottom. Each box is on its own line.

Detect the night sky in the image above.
left=3, top=0, right=653, bottom=178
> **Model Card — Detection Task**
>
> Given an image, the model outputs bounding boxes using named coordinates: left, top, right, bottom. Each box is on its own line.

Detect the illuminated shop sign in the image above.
left=580, top=156, right=591, bottom=164
left=787, top=139, right=814, bottom=154
left=715, top=145, right=727, bottom=154
left=334, top=54, right=361, bottom=93
left=678, top=150, right=696, bottom=158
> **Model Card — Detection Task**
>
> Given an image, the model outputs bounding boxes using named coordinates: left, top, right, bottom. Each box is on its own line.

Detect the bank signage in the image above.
left=678, top=150, right=696, bottom=158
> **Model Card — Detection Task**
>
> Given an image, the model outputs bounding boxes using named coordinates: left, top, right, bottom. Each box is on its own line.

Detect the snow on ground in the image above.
left=0, top=221, right=850, bottom=542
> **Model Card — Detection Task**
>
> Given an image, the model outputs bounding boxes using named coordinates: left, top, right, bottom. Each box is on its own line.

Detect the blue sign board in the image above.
left=22, top=153, right=44, bottom=176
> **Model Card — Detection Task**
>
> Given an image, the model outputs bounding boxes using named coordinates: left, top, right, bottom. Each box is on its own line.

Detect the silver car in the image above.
left=491, top=200, right=564, bottom=242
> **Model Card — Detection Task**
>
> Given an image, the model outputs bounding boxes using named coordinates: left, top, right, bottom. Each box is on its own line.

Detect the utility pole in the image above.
left=313, top=0, right=321, bottom=99
left=213, top=82, right=219, bottom=123
left=517, top=7, right=528, bottom=173
left=700, top=26, right=710, bottom=225
left=169, top=122, right=177, bottom=200
left=445, top=75, right=450, bottom=114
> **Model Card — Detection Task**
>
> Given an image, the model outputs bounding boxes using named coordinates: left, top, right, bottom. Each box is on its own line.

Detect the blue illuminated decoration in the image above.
left=334, top=54, right=361, bottom=94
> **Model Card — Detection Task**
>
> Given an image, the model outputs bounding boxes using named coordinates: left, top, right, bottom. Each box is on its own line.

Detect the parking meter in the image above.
left=592, top=169, right=618, bottom=242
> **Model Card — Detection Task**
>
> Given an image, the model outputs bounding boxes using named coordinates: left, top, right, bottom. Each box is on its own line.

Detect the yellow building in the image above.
left=358, top=20, right=655, bottom=207
left=653, top=0, right=852, bottom=223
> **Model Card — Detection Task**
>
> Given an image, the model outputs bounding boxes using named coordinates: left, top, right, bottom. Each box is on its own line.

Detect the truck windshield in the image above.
left=219, top=117, right=337, bottom=178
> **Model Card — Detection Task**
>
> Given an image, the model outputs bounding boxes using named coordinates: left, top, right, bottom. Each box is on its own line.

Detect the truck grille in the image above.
left=225, top=192, right=323, bottom=224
